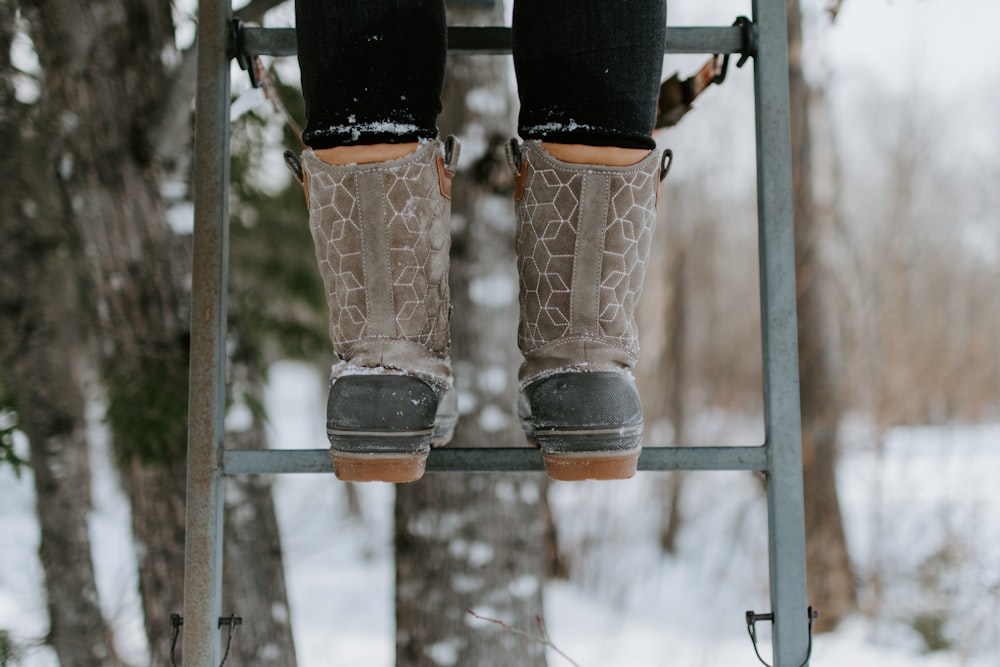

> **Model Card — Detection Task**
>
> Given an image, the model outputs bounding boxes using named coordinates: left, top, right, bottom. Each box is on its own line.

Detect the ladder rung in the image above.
left=237, top=25, right=750, bottom=59
left=222, top=445, right=767, bottom=475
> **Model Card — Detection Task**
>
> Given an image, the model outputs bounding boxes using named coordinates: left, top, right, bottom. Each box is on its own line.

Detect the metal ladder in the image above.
left=183, top=1, right=811, bottom=664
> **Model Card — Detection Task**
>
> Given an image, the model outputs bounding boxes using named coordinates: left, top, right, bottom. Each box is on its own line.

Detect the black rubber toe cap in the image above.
left=525, top=372, right=642, bottom=431
left=327, top=375, right=438, bottom=432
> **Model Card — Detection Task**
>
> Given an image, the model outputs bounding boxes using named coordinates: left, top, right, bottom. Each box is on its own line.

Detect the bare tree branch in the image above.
left=827, top=0, right=845, bottom=22
left=467, top=611, right=581, bottom=667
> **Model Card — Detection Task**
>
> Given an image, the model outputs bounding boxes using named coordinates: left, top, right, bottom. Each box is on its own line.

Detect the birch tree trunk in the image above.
left=20, top=5, right=196, bottom=661
left=222, top=355, right=299, bottom=666
left=12, top=1, right=297, bottom=662
left=394, top=3, right=549, bottom=665
left=0, top=10, right=122, bottom=662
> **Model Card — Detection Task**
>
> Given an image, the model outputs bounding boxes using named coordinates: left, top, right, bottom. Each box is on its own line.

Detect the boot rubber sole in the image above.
left=329, top=448, right=430, bottom=483
left=533, top=427, right=642, bottom=481
left=326, top=375, right=442, bottom=483
left=541, top=448, right=641, bottom=481
left=520, top=372, right=645, bottom=481
left=328, top=427, right=433, bottom=483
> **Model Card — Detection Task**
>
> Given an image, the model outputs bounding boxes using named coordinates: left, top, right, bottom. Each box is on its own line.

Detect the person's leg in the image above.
left=293, top=1, right=456, bottom=483
left=510, top=0, right=668, bottom=480
left=513, top=0, right=666, bottom=150
left=296, top=0, right=446, bottom=150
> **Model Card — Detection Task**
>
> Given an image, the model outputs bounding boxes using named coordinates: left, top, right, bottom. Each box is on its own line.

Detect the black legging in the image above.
left=296, top=0, right=666, bottom=151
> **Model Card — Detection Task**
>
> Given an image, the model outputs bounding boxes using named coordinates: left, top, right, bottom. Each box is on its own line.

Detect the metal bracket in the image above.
left=745, top=606, right=818, bottom=667
left=170, top=613, right=183, bottom=665
left=733, top=15, right=755, bottom=68
left=231, top=19, right=264, bottom=88
left=170, top=613, right=244, bottom=667
left=218, top=614, right=243, bottom=629
left=654, top=55, right=724, bottom=128
left=655, top=15, right=754, bottom=128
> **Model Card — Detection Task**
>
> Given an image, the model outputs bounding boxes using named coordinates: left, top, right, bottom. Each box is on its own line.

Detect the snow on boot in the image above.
left=293, top=137, right=460, bottom=482
left=509, top=140, right=665, bottom=481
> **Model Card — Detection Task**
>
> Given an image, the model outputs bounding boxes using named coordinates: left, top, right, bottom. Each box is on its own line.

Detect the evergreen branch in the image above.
left=0, top=411, right=28, bottom=478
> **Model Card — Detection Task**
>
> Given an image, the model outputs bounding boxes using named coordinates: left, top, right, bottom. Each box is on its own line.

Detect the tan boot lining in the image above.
left=540, top=142, right=651, bottom=167
left=315, top=142, right=420, bottom=166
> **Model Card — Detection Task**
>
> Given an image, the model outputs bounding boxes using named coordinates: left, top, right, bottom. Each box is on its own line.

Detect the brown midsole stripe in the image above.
left=332, top=451, right=430, bottom=461
left=327, top=428, right=434, bottom=438
left=534, top=426, right=642, bottom=437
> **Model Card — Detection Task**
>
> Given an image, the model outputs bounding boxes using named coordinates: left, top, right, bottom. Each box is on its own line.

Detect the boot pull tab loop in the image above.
left=659, top=149, right=674, bottom=182
left=656, top=149, right=673, bottom=207
left=437, top=136, right=461, bottom=200
left=505, top=137, right=523, bottom=176
left=284, top=150, right=309, bottom=202
left=506, top=138, right=527, bottom=201
left=443, top=135, right=462, bottom=172
left=284, top=150, right=304, bottom=184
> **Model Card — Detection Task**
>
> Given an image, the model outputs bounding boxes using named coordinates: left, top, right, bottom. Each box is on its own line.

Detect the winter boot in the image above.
left=290, top=137, right=460, bottom=483
left=508, top=140, right=666, bottom=481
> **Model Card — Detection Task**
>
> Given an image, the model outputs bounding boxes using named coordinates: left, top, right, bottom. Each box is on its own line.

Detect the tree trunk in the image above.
left=394, top=3, right=549, bottom=665
left=786, top=0, right=856, bottom=631
left=657, top=240, right=688, bottom=554
left=15, top=1, right=297, bottom=662
left=21, top=4, right=194, bottom=660
left=0, top=81, right=123, bottom=667
left=0, top=7, right=123, bottom=664
left=222, top=356, right=299, bottom=666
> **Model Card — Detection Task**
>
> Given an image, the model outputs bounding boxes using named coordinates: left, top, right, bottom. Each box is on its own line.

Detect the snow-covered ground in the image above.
left=2, top=360, right=997, bottom=666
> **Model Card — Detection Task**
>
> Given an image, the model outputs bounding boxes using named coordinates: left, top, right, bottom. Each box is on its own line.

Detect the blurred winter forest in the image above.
left=1, top=0, right=998, bottom=665
left=649, top=4, right=1000, bottom=431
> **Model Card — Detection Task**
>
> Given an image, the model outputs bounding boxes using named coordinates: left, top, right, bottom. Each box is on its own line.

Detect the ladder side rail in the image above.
left=751, top=0, right=811, bottom=664
left=183, top=0, right=233, bottom=664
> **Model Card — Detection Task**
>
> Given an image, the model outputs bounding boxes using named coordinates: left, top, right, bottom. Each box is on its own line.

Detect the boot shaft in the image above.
left=301, top=138, right=459, bottom=385
left=512, top=140, right=662, bottom=383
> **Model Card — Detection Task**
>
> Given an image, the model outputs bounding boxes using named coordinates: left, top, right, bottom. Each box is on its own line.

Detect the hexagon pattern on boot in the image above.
left=515, top=142, right=659, bottom=382
left=303, top=140, right=453, bottom=384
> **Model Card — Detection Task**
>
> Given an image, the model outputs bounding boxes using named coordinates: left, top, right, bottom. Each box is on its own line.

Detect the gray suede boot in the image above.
left=291, top=137, right=460, bottom=482
left=509, top=140, right=666, bottom=480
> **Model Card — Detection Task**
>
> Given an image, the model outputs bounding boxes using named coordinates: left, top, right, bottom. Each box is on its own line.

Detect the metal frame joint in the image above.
left=734, top=15, right=757, bottom=67
left=231, top=18, right=264, bottom=88
left=746, top=607, right=818, bottom=667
